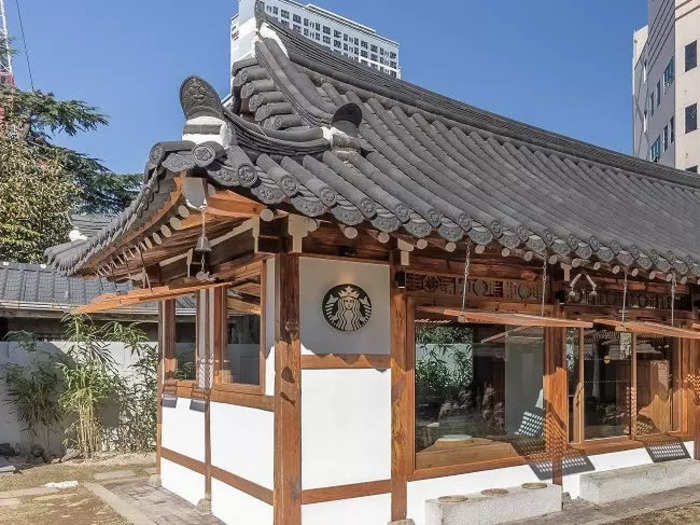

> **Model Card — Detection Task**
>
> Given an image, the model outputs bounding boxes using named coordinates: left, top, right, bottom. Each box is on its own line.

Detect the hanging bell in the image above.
left=196, top=232, right=211, bottom=253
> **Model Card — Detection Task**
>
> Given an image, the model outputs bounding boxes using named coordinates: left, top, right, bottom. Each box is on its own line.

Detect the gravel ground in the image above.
left=614, top=502, right=700, bottom=524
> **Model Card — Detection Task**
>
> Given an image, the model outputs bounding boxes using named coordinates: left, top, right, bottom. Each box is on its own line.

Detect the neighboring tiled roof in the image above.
left=0, top=262, right=193, bottom=314
left=46, top=8, right=700, bottom=279
left=70, top=214, right=115, bottom=239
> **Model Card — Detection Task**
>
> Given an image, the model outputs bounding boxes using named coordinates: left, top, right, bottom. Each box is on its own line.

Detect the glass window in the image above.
left=303, top=18, right=308, bottom=26
left=686, top=41, right=697, bottom=72
left=293, top=24, right=301, bottom=33
left=292, top=14, right=301, bottom=23
left=174, top=294, right=197, bottom=381
left=670, top=116, right=675, bottom=142
left=371, top=54, right=378, bottom=62
left=280, top=9, right=289, bottom=18
left=220, top=276, right=262, bottom=386
left=323, top=25, right=331, bottom=34
left=686, top=103, right=697, bottom=133
left=360, top=50, right=368, bottom=58
left=361, top=40, right=368, bottom=49
left=566, top=329, right=581, bottom=442
left=636, top=336, right=676, bottom=435
left=583, top=328, right=631, bottom=439
left=303, top=28, right=308, bottom=36
left=650, top=93, right=655, bottom=116
left=664, top=59, right=674, bottom=87
left=390, top=51, right=397, bottom=59
left=334, top=39, right=341, bottom=48
left=390, top=61, right=397, bottom=68
left=664, top=125, right=669, bottom=151
left=415, top=319, right=544, bottom=470
left=656, top=81, right=661, bottom=106
left=322, top=35, right=331, bottom=44
left=370, top=44, right=377, bottom=52
left=650, top=136, right=661, bottom=162
left=334, top=29, right=341, bottom=38
left=315, top=22, right=320, bottom=30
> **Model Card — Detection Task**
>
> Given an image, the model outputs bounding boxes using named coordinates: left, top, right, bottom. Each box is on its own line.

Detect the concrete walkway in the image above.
left=93, top=479, right=223, bottom=525
left=509, top=483, right=700, bottom=524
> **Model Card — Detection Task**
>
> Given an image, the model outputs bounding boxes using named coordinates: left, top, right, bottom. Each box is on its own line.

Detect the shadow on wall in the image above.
left=0, top=341, right=150, bottom=457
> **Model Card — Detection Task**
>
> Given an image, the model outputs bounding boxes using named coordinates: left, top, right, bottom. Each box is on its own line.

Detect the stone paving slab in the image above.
left=0, top=498, right=20, bottom=506
left=93, top=479, right=223, bottom=525
left=508, top=483, right=700, bottom=524
left=94, top=469, right=136, bottom=480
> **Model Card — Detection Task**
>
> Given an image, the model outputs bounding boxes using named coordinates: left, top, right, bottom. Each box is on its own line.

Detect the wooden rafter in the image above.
left=418, top=306, right=592, bottom=328
left=594, top=319, right=700, bottom=340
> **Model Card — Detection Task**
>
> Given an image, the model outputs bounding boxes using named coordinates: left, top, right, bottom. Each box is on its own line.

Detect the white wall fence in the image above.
left=0, top=340, right=155, bottom=456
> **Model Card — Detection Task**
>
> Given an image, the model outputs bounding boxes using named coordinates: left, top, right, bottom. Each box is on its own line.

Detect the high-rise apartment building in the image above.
left=231, top=0, right=400, bottom=82
left=632, top=0, right=700, bottom=173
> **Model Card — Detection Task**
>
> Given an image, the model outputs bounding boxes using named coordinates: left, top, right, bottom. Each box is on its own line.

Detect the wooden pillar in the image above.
left=156, top=301, right=166, bottom=474
left=274, top=254, right=301, bottom=525
left=544, top=327, right=567, bottom=486
left=390, top=279, right=410, bottom=521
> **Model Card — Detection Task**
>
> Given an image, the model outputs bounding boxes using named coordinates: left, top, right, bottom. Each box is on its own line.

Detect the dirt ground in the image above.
left=615, top=502, right=700, bottom=524
left=0, top=452, right=154, bottom=490
left=0, top=484, right=128, bottom=525
left=0, top=453, right=155, bottom=525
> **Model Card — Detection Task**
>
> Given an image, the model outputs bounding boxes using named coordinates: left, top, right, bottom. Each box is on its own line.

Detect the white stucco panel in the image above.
left=161, top=398, right=205, bottom=463
left=299, top=258, right=390, bottom=355
left=301, top=494, right=391, bottom=525
left=302, top=368, right=391, bottom=489
left=210, top=402, right=274, bottom=489
left=211, top=479, right=273, bottom=525
left=161, top=458, right=205, bottom=506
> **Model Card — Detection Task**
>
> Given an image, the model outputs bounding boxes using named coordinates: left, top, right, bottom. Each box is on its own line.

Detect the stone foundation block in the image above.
left=426, top=483, right=561, bottom=525
left=579, top=458, right=700, bottom=504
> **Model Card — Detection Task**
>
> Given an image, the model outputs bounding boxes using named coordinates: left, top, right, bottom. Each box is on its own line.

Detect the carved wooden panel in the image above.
left=404, top=272, right=542, bottom=303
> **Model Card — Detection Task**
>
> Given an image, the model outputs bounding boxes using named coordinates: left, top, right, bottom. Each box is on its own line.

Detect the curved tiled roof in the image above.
left=47, top=9, right=700, bottom=279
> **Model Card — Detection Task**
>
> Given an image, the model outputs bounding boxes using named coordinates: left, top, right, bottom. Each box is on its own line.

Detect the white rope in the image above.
left=540, top=256, right=547, bottom=317
left=460, top=241, right=471, bottom=313
left=621, top=269, right=628, bottom=324
left=671, top=274, right=676, bottom=326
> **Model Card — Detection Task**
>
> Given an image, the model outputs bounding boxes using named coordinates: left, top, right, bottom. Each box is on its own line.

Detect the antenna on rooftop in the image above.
left=0, top=0, right=13, bottom=86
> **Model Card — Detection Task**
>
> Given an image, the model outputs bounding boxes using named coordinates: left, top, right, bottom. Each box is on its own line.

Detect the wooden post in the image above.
left=390, top=277, right=410, bottom=521
left=274, top=254, right=301, bottom=525
left=630, top=333, right=638, bottom=440
left=156, top=301, right=166, bottom=474
left=544, top=327, right=567, bottom=486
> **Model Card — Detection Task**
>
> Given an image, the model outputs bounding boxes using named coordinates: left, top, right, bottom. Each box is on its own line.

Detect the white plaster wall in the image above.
left=161, top=398, right=205, bottom=463
left=299, top=258, right=390, bottom=355
left=407, top=465, right=541, bottom=525
left=210, top=402, right=274, bottom=489
left=301, top=494, right=391, bottom=525
left=161, top=458, right=205, bottom=506
left=211, top=479, right=273, bottom=525
left=302, top=368, right=391, bottom=489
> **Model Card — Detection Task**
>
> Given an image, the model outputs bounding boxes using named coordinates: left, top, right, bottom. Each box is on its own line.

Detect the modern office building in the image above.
left=633, top=0, right=699, bottom=173
left=231, top=0, right=400, bottom=81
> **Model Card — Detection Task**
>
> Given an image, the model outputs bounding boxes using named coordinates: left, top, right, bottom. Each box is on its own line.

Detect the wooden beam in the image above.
left=300, top=353, right=390, bottom=369
left=544, top=326, right=567, bottom=486
left=594, top=319, right=700, bottom=339
left=211, top=466, right=274, bottom=505
left=301, top=479, right=391, bottom=504
left=419, top=306, right=592, bottom=328
left=207, top=190, right=265, bottom=218
left=274, top=254, right=301, bottom=525
left=390, top=283, right=410, bottom=521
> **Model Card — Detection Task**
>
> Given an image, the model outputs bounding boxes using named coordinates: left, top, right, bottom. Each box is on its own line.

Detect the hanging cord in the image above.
left=671, top=274, right=676, bottom=326
left=460, top=240, right=472, bottom=314
left=138, top=247, right=152, bottom=292
left=621, top=269, right=628, bottom=324
left=14, top=0, right=34, bottom=90
left=540, top=255, right=548, bottom=317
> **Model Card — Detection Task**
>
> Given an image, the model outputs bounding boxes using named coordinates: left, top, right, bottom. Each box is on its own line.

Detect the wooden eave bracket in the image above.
left=286, top=215, right=320, bottom=253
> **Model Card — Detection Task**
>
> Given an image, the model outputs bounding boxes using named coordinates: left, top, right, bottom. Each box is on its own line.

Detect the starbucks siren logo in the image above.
left=322, top=284, right=372, bottom=332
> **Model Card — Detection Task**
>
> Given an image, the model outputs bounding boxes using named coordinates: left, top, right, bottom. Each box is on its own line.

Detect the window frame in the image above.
left=213, top=266, right=267, bottom=395
left=162, top=295, right=199, bottom=395
left=685, top=40, right=697, bottom=72
left=567, top=327, right=682, bottom=447
left=686, top=103, right=698, bottom=133
left=408, top=298, right=558, bottom=478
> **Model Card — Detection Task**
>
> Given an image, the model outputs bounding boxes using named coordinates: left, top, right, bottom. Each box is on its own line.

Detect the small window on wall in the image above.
left=414, top=319, right=544, bottom=470
left=219, top=273, right=263, bottom=387
left=686, top=41, right=697, bottom=72
left=686, top=103, right=698, bottom=133
left=583, top=328, right=631, bottom=439
left=175, top=294, right=197, bottom=381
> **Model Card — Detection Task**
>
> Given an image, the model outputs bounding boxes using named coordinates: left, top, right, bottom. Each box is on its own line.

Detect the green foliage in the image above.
left=415, top=324, right=473, bottom=403
left=0, top=39, right=141, bottom=262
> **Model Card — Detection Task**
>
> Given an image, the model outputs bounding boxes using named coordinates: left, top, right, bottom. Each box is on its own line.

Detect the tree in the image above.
left=0, top=40, right=141, bottom=262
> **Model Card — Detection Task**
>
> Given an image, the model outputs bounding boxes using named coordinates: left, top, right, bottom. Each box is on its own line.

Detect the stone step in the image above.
left=426, top=483, right=562, bottom=525
left=579, top=458, right=700, bottom=504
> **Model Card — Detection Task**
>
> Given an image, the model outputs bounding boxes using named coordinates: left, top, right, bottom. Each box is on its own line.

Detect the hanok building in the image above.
left=47, top=9, right=700, bottom=525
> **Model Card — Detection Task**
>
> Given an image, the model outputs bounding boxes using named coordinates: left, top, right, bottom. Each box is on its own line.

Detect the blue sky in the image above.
left=6, top=1, right=647, bottom=174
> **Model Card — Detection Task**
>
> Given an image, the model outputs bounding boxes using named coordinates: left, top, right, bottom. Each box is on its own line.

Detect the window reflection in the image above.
left=175, top=293, right=197, bottom=381
left=636, top=335, right=675, bottom=435
left=221, top=276, right=262, bottom=386
left=415, top=320, right=544, bottom=469
left=584, top=328, right=631, bottom=439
